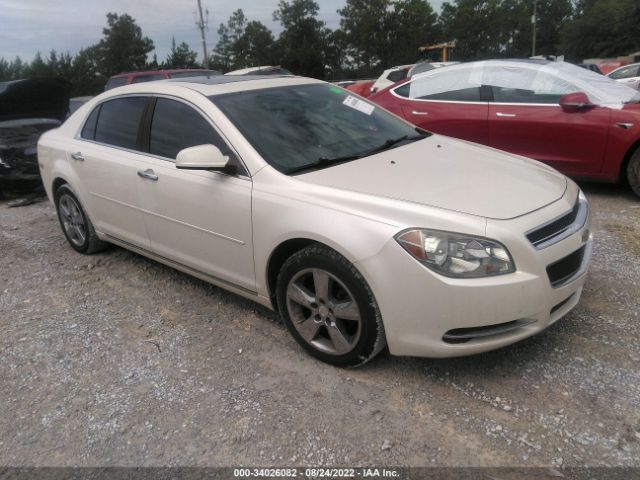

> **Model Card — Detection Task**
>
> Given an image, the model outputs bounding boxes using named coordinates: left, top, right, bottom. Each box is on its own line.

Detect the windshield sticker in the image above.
left=329, top=86, right=343, bottom=94
left=343, top=95, right=375, bottom=115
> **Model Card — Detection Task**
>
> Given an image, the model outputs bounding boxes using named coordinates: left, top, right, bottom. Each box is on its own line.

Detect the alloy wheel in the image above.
left=286, top=268, right=362, bottom=355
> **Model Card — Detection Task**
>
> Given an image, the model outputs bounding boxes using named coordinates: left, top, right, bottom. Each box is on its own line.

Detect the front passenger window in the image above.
left=149, top=98, right=231, bottom=161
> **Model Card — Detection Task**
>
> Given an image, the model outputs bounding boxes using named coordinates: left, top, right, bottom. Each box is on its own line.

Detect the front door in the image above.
left=135, top=97, right=255, bottom=291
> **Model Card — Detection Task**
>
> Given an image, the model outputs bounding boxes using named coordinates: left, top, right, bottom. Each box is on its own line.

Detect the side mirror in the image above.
left=559, top=92, right=594, bottom=112
left=175, top=144, right=229, bottom=171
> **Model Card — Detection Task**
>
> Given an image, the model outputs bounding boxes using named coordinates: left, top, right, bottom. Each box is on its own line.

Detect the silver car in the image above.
left=37, top=76, right=592, bottom=367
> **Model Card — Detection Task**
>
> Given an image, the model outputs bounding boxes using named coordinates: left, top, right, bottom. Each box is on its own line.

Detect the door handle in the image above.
left=137, top=169, right=158, bottom=181
left=496, top=112, right=517, bottom=117
left=616, top=122, right=634, bottom=130
left=70, top=152, right=85, bottom=161
left=411, top=110, right=429, bottom=116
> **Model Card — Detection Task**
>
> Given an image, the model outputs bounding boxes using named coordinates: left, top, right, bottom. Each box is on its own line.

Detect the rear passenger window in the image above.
left=149, top=98, right=229, bottom=160
left=81, top=106, right=100, bottom=140
left=94, top=97, right=147, bottom=150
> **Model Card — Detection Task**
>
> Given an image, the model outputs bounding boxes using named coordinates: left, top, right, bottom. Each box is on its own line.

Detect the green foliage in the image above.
left=562, top=0, right=640, bottom=60
left=440, top=0, right=572, bottom=60
left=273, top=0, right=328, bottom=79
left=1, top=1, right=638, bottom=89
left=166, top=38, right=200, bottom=69
left=98, top=12, right=155, bottom=76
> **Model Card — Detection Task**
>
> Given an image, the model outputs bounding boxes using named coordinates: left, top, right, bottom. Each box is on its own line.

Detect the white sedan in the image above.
left=607, top=63, right=640, bottom=90
left=37, top=75, right=592, bottom=367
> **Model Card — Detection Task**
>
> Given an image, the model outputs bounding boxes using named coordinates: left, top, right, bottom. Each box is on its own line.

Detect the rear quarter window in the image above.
left=94, top=97, right=148, bottom=150
left=81, top=106, right=101, bottom=140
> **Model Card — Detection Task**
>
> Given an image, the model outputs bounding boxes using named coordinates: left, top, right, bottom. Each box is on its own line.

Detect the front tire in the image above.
left=627, top=147, right=640, bottom=198
left=54, top=184, right=108, bottom=254
left=276, top=245, right=386, bottom=367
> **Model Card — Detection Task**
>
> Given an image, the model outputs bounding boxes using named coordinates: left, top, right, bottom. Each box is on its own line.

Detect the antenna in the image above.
left=196, top=0, right=209, bottom=68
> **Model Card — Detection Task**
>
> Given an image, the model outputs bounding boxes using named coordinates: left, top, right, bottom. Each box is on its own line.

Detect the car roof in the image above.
left=102, top=75, right=324, bottom=97
left=110, top=69, right=217, bottom=78
left=608, top=62, right=640, bottom=73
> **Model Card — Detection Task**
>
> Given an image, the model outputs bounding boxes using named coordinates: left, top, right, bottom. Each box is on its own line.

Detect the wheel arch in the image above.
left=265, top=236, right=368, bottom=308
left=620, top=138, right=640, bottom=184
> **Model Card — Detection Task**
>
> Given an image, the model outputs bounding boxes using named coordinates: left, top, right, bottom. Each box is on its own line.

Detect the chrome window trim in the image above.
left=74, top=92, right=251, bottom=179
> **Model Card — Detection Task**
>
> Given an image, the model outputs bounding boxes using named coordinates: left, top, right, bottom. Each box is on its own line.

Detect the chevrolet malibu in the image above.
left=37, top=76, right=593, bottom=367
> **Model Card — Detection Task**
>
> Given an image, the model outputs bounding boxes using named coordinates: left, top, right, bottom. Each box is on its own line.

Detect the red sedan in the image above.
left=370, top=59, right=640, bottom=196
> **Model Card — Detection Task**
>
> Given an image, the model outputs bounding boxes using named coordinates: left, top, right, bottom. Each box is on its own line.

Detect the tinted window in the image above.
left=609, top=65, right=639, bottom=80
left=105, top=77, right=127, bottom=90
left=213, top=84, right=423, bottom=173
left=149, top=98, right=228, bottom=160
left=400, top=69, right=482, bottom=102
left=131, top=74, right=165, bottom=84
left=94, top=97, right=147, bottom=149
left=81, top=106, right=100, bottom=140
left=387, top=69, right=408, bottom=83
left=484, top=67, right=578, bottom=104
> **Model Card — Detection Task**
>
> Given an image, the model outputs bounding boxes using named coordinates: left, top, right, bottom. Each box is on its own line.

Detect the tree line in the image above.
left=1, top=0, right=638, bottom=95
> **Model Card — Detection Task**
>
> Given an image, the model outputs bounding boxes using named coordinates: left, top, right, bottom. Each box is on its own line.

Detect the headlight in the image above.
left=395, top=229, right=515, bottom=278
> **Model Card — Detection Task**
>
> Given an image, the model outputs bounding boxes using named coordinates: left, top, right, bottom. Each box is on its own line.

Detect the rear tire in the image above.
left=276, top=244, right=386, bottom=367
left=54, top=184, right=108, bottom=254
left=627, top=147, right=640, bottom=198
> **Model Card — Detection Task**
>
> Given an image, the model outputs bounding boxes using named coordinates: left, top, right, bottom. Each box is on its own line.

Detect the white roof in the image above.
left=412, top=59, right=640, bottom=107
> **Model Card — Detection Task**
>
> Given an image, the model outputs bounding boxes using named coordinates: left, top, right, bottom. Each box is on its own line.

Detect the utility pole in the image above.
left=196, top=0, right=209, bottom=68
left=531, top=0, right=537, bottom=57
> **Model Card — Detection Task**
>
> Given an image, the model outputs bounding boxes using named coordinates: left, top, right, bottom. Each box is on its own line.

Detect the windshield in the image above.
left=211, top=84, right=425, bottom=173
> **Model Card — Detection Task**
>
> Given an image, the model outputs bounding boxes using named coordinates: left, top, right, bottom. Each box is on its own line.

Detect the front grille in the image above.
left=526, top=199, right=588, bottom=249
left=443, top=319, right=536, bottom=344
left=546, top=246, right=585, bottom=287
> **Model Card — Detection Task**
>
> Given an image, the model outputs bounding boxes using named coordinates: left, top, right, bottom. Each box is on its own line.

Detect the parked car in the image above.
left=68, top=96, right=93, bottom=117
left=371, top=59, right=640, bottom=196
left=344, top=79, right=376, bottom=98
left=408, top=61, right=459, bottom=77
left=38, top=76, right=592, bottom=366
left=370, top=65, right=413, bottom=94
left=607, top=63, right=640, bottom=90
left=105, top=69, right=221, bottom=90
left=225, top=66, right=293, bottom=76
left=577, top=63, right=603, bottom=75
left=0, top=78, right=70, bottom=193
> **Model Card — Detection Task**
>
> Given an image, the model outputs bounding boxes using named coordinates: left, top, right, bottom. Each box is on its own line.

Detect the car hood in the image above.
left=0, top=78, right=70, bottom=123
left=297, top=135, right=567, bottom=220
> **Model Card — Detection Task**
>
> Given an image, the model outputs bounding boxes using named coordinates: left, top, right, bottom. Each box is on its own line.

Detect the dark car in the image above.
left=0, top=78, right=70, bottom=193
left=105, top=69, right=221, bottom=90
left=578, top=63, right=603, bottom=75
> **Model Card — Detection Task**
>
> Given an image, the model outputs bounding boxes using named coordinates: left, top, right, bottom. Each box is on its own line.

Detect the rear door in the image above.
left=389, top=67, right=490, bottom=145
left=484, top=65, right=610, bottom=176
left=135, top=97, right=255, bottom=291
left=71, top=96, right=151, bottom=248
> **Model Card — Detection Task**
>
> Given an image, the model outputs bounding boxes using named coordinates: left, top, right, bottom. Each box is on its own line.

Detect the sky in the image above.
left=0, top=0, right=445, bottom=63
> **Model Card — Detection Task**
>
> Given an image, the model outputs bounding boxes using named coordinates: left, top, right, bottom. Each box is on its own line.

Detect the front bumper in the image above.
left=356, top=187, right=592, bottom=358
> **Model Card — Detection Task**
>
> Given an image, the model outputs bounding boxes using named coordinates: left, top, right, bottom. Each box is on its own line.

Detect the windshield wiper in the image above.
left=286, top=133, right=427, bottom=175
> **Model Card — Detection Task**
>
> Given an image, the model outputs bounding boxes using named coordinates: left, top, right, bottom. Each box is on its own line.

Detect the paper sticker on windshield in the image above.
left=343, top=95, right=375, bottom=115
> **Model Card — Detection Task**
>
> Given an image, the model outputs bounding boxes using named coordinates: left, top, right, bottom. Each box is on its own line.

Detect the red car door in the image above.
left=484, top=66, right=610, bottom=176
left=372, top=69, right=490, bottom=145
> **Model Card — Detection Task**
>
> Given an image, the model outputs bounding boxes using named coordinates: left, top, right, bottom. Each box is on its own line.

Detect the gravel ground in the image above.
left=0, top=183, right=639, bottom=468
